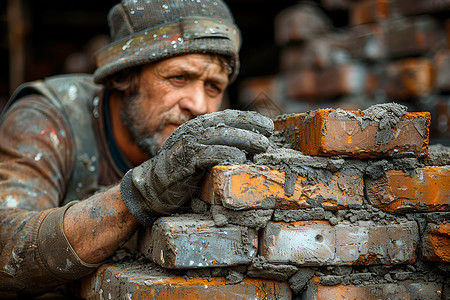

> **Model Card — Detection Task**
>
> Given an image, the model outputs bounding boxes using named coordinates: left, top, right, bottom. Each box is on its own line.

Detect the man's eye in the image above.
left=206, top=82, right=222, bottom=95
left=172, top=75, right=185, bottom=81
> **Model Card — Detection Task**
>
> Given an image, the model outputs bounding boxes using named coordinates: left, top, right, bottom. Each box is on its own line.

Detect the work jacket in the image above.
left=0, top=74, right=129, bottom=297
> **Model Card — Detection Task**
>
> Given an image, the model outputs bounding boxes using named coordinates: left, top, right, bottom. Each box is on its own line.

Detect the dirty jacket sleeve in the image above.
left=0, top=95, right=100, bottom=296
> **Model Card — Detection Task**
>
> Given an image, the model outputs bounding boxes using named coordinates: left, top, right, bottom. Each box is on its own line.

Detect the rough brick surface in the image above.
left=201, top=165, right=364, bottom=210
left=303, top=276, right=443, bottom=300
left=140, top=215, right=258, bottom=269
left=80, top=263, right=292, bottom=299
left=285, top=64, right=366, bottom=100
left=260, top=221, right=418, bottom=266
left=422, top=222, right=450, bottom=262
left=366, top=166, right=450, bottom=212
left=350, top=0, right=389, bottom=26
left=367, top=58, right=435, bottom=101
left=274, top=109, right=431, bottom=158
left=274, top=4, right=331, bottom=45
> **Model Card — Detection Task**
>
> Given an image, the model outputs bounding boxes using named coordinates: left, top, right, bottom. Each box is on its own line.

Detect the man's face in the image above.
left=121, top=53, right=230, bottom=156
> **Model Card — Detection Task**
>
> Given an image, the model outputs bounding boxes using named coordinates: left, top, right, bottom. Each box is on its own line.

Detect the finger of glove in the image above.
left=201, top=109, right=274, bottom=137
left=198, top=126, right=271, bottom=154
left=160, top=110, right=274, bottom=153
left=194, top=144, right=246, bottom=169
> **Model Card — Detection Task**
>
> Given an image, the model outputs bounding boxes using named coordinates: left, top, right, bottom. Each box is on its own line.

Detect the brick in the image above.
left=80, top=263, right=292, bottom=299
left=366, top=166, right=450, bottom=212
left=273, top=109, right=430, bottom=158
left=285, top=63, right=367, bottom=100
left=238, top=76, right=283, bottom=118
left=435, top=50, right=450, bottom=93
left=384, top=16, right=446, bottom=58
left=350, top=23, right=387, bottom=61
left=391, top=0, right=450, bottom=16
left=200, top=165, right=364, bottom=210
left=279, top=33, right=350, bottom=71
left=350, top=0, right=389, bottom=26
left=422, top=222, right=450, bottom=262
left=139, top=215, right=258, bottom=269
left=274, top=3, right=332, bottom=45
left=302, top=276, right=442, bottom=300
left=260, top=221, right=418, bottom=266
left=367, top=58, right=435, bottom=101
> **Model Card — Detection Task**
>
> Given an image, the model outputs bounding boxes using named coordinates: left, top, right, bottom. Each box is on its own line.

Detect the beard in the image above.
left=120, top=93, right=193, bottom=157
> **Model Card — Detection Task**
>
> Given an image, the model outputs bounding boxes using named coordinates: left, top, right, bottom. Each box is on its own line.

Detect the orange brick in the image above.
left=201, top=165, right=364, bottom=210
left=367, top=58, right=435, bottom=101
left=303, top=276, right=443, bottom=300
left=273, top=109, right=430, bottom=158
left=366, top=166, right=450, bottom=212
left=422, top=222, right=450, bottom=262
left=285, top=64, right=366, bottom=100
left=350, top=0, right=389, bottom=26
left=80, top=263, right=292, bottom=299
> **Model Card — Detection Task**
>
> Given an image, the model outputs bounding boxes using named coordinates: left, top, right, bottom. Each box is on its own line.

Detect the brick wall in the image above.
left=78, top=1, right=450, bottom=299
left=238, top=0, right=450, bottom=145
left=79, top=105, right=450, bottom=300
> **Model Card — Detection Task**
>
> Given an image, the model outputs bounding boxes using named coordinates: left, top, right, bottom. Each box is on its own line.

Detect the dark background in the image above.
left=0, top=0, right=348, bottom=110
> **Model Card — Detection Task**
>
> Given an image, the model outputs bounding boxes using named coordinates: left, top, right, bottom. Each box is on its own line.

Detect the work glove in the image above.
left=120, top=109, right=274, bottom=226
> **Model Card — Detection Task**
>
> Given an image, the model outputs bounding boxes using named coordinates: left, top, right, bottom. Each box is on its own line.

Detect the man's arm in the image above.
left=0, top=96, right=139, bottom=296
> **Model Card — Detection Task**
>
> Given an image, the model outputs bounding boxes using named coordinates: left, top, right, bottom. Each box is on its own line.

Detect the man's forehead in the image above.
left=147, top=54, right=230, bottom=81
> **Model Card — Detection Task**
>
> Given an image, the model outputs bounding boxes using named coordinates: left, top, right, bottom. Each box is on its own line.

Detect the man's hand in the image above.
left=120, top=110, right=274, bottom=226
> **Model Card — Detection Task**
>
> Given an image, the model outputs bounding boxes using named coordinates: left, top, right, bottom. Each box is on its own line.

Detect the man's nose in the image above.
left=179, top=83, right=209, bottom=116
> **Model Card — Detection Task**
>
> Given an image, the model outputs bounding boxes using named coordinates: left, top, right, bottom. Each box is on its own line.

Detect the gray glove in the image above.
left=120, top=109, right=274, bottom=226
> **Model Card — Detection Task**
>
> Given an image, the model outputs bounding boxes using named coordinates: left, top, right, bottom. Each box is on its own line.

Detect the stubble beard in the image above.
left=121, top=93, right=192, bottom=157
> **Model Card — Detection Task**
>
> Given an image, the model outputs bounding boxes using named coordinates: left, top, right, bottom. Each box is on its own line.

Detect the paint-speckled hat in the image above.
left=93, top=0, right=241, bottom=84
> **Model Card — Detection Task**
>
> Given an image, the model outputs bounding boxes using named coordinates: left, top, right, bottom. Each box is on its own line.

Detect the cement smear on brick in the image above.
left=329, top=102, right=408, bottom=146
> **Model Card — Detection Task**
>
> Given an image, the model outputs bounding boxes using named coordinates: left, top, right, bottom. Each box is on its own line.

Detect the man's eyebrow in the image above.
left=167, top=66, right=228, bottom=84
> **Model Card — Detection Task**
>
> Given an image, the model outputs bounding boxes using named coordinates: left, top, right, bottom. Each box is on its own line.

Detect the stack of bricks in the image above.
left=79, top=104, right=450, bottom=299
left=238, top=0, right=450, bottom=144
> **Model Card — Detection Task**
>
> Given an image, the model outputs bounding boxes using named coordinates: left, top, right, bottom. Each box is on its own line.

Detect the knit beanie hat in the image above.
left=93, top=0, right=241, bottom=84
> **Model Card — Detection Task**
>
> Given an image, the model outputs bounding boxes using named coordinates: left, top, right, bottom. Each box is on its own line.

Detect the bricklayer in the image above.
left=303, top=276, right=442, bottom=300
left=200, top=165, right=364, bottom=210
left=273, top=109, right=430, bottom=158
left=80, top=263, right=292, bottom=300
left=260, top=220, right=418, bottom=266
left=365, top=166, right=450, bottom=212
